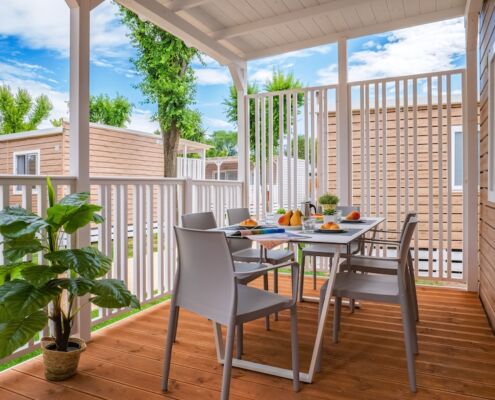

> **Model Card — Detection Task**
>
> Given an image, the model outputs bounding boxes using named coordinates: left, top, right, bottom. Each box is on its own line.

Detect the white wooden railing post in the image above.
left=66, top=0, right=102, bottom=342
left=183, top=177, right=193, bottom=214
left=336, top=37, right=352, bottom=205
left=229, top=63, right=249, bottom=207
left=463, top=2, right=482, bottom=292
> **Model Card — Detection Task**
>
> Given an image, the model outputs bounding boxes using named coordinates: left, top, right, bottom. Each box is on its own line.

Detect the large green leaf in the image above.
left=62, top=204, right=102, bottom=233
left=45, top=247, right=111, bottom=279
left=3, top=235, right=43, bottom=262
left=0, top=262, right=34, bottom=284
left=59, top=192, right=90, bottom=207
left=53, top=277, right=94, bottom=296
left=46, top=177, right=55, bottom=208
left=0, top=207, right=48, bottom=239
left=21, top=265, right=66, bottom=287
left=90, top=279, right=140, bottom=309
left=0, top=280, right=60, bottom=321
left=0, top=310, right=48, bottom=358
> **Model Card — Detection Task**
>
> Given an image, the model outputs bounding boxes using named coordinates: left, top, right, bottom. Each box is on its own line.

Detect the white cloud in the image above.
left=195, top=68, right=231, bottom=85
left=127, top=108, right=159, bottom=133
left=250, top=69, right=273, bottom=84
left=317, top=18, right=465, bottom=85
left=203, top=117, right=234, bottom=131
left=0, top=1, right=131, bottom=67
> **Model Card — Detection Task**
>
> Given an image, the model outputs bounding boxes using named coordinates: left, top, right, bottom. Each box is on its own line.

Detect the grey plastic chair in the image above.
left=162, top=227, right=300, bottom=400
left=350, top=211, right=419, bottom=321
left=298, top=205, right=361, bottom=301
left=181, top=211, right=270, bottom=343
left=317, top=217, right=419, bottom=392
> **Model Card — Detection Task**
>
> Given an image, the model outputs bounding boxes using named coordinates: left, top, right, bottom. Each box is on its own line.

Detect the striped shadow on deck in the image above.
left=1, top=275, right=494, bottom=400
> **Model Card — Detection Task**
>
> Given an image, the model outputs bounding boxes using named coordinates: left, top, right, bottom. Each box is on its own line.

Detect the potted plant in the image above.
left=323, top=208, right=337, bottom=223
left=0, top=178, right=139, bottom=381
left=318, top=193, right=339, bottom=212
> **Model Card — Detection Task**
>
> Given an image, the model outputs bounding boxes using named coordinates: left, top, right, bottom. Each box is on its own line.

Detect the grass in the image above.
left=0, top=294, right=171, bottom=372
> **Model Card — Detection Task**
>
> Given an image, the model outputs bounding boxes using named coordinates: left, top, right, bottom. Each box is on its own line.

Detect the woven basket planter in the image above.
left=41, top=337, right=86, bottom=381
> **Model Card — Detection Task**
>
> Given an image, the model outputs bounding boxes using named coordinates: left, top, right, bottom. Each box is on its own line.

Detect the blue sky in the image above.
left=0, top=1, right=466, bottom=136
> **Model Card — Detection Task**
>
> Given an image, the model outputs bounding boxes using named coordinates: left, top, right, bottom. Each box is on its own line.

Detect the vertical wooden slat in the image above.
left=374, top=82, right=380, bottom=218
left=293, top=92, right=298, bottom=207
left=395, top=79, right=401, bottom=233
left=261, top=97, right=267, bottom=219
left=311, top=90, right=316, bottom=203
left=268, top=96, right=274, bottom=213
left=413, top=78, right=419, bottom=275
left=446, top=73, right=453, bottom=278
left=404, top=79, right=409, bottom=215
left=427, top=76, right=434, bottom=278
left=254, top=96, right=260, bottom=218
left=286, top=92, right=292, bottom=209
left=278, top=94, right=284, bottom=208
left=360, top=84, right=365, bottom=212
left=304, top=90, right=309, bottom=202
left=438, top=75, right=444, bottom=279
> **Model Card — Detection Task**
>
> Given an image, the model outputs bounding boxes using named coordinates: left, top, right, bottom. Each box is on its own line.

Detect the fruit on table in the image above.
left=321, top=222, right=341, bottom=230
left=290, top=210, right=303, bottom=226
left=346, top=210, right=361, bottom=220
left=240, top=218, right=257, bottom=227
left=278, top=210, right=293, bottom=226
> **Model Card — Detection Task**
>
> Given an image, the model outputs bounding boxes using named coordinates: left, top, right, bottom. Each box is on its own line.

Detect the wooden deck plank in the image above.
left=1, top=275, right=494, bottom=400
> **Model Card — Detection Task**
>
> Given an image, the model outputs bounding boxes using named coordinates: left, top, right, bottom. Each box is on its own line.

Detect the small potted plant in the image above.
left=0, top=178, right=139, bottom=381
left=318, top=193, right=339, bottom=213
left=323, top=208, right=337, bottom=223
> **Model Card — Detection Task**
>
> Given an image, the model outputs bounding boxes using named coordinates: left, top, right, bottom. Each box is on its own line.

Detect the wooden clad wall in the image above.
left=479, top=0, right=495, bottom=330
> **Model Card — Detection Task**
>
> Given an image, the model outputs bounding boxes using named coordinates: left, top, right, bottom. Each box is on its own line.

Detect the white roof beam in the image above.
left=117, top=0, right=244, bottom=66
left=168, top=0, right=213, bottom=13
left=243, top=6, right=465, bottom=60
left=211, top=0, right=364, bottom=40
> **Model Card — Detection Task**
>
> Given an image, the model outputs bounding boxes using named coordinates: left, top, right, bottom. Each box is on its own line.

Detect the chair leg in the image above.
left=274, top=269, right=279, bottom=321
left=313, top=257, right=317, bottom=290
left=263, top=273, right=270, bottom=330
left=236, top=324, right=243, bottom=359
left=299, top=255, right=306, bottom=302
left=290, top=305, right=300, bottom=392
left=316, top=287, right=325, bottom=373
left=333, top=297, right=342, bottom=344
left=349, top=298, right=355, bottom=313
left=400, top=296, right=417, bottom=392
left=172, top=307, right=180, bottom=343
left=408, top=252, right=419, bottom=322
left=220, top=322, right=236, bottom=400
left=162, top=304, right=179, bottom=391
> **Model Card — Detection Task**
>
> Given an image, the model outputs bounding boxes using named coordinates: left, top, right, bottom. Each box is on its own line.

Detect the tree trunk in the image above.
left=162, top=119, right=180, bottom=177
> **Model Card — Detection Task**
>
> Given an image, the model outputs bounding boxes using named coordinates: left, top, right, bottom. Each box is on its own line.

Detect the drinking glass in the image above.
left=335, top=210, right=343, bottom=223
left=302, top=216, right=314, bottom=231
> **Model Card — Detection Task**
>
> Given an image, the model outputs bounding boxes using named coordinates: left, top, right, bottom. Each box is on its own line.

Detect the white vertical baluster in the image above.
left=254, top=96, right=260, bottom=219
left=446, top=73, right=453, bottom=279
left=133, top=184, right=141, bottom=302
left=278, top=94, right=284, bottom=208
left=395, top=80, right=401, bottom=233
left=261, top=97, right=267, bottom=219
left=268, top=96, right=274, bottom=213
left=382, top=82, right=388, bottom=255
left=413, top=78, right=419, bottom=275
left=311, top=90, right=316, bottom=204
left=427, top=76, right=434, bottom=278
left=121, top=185, right=129, bottom=290
left=146, top=184, right=154, bottom=299
left=438, top=75, right=444, bottom=279
left=293, top=91, right=298, bottom=207
left=374, top=82, right=380, bottom=218
left=404, top=79, right=409, bottom=215
left=304, top=90, right=309, bottom=202
left=360, top=85, right=365, bottom=212
left=287, top=92, right=292, bottom=209
left=365, top=83, right=371, bottom=216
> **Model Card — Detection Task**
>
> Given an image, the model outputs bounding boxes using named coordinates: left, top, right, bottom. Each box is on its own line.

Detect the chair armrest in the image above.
left=373, top=229, right=401, bottom=235
left=349, top=254, right=400, bottom=270
left=360, top=238, right=400, bottom=247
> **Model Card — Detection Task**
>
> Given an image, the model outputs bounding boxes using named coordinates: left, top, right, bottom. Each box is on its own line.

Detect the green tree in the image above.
left=89, top=94, right=133, bottom=128
left=0, top=85, right=52, bottom=134
left=121, top=9, right=203, bottom=177
left=223, top=69, right=303, bottom=154
left=50, top=118, right=63, bottom=127
left=206, top=130, right=238, bottom=157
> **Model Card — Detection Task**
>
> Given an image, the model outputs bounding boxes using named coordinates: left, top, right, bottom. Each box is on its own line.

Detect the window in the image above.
left=13, top=150, right=40, bottom=194
left=450, top=126, right=480, bottom=192
left=213, top=170, right=238, bottom=180
left=489, top=45, right=495, bottom=203
left=451, top=127, right=463, bottom=191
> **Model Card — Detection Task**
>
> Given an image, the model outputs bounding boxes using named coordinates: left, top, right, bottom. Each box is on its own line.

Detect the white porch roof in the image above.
left=116, top=0, right=467, bottom=65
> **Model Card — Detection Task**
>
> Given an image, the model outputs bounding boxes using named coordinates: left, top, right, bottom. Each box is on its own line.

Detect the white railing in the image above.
left=177, top=157, right=205, bottom=179
left=0, top=175, right=243, bottom=364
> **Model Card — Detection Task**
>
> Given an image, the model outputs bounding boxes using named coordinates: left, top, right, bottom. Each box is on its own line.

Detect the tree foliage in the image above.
left=223, top=69, right=303, bottom=153
left=0, top=85, right=52, bottom=134
left=120, top=8, right=203, bottom=176
left=89, top=94, right=133, bottom=128
left=206, top=130, right=238, bottom=157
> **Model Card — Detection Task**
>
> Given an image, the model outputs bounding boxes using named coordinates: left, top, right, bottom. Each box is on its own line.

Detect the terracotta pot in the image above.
left=41, top=337, right=86, bottom=381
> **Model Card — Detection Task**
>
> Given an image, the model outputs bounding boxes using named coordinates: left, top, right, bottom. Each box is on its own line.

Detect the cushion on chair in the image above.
left=236, top=285, right=292, bottom=323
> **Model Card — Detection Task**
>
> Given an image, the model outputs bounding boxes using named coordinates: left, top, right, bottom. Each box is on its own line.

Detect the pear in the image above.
left=290, top=209, right=302, bottom=226
left=278, top=210, right=292, bottom=226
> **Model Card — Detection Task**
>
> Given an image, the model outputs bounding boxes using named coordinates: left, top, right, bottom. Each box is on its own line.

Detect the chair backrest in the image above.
left=174, top=227, right=236, bottom=325
left=226, top=208, right=253, bottom=252
left=398, top=217, right=418, bottom=290
left=399, top=211, right=417, bottom=242
left=181, top=211, right=217, bottom=230
left=227, top=208, right=251, bottom=225
left=336, top=205, right=360, bottom=216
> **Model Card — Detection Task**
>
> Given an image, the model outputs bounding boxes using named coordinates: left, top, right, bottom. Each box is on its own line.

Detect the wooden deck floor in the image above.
left=1, top=275, right=495, bottom=400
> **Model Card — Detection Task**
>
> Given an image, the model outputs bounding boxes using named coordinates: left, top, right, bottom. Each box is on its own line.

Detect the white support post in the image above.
left=336, top=38, right=351, bottom=205
left=463, top=3, right=481, bottom=292
left=201, top=149, right=206, bottom=179
left=67, top=0, right=92, bottom=341
left=228, top=63, right=249, bottom=207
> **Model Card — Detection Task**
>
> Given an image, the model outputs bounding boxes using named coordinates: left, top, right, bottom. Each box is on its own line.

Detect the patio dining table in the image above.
left=215, top=217, right=385, bottom=384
